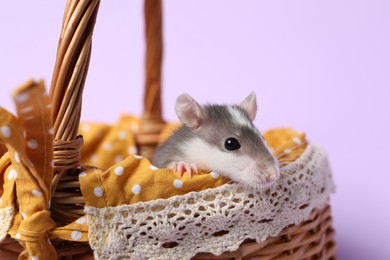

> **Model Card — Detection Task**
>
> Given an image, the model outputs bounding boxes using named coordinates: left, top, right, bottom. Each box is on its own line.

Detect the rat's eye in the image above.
left=224, top=137, right=241, bottom=151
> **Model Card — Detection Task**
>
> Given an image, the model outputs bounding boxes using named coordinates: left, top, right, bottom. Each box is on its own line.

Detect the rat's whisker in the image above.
left=279, top=163, right=290, bottom=168
left=277, top=158, right=298, bottom=164
left=276, top=156, right=307, bottom=168
left=275, top=142, right=308, bottom=159
left=225, top=180, right=235, bottom=185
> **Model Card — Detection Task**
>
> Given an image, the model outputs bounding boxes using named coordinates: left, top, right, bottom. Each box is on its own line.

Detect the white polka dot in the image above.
left=94, top=187, right=103, bottom=197
left=49, top=128, right=54, bottom=135
left=31, top=256, right=39, bottom=260
left=15, top=233, right=21, bottom=239
left=51, top=160, right=55, bottom=167
left=210, top=172, right=220, bottom=179
left=81, top=124, right=90, bottom=132
left=118, top=130, right=126, bottom=140
left=15, top=93, right=29, bottom=103
left=21, top=106, right=33, bottom=113
left=114, top=166, right=124, bottom=176
left=79, top=172, right=87, bottom=177
left=21, top=212, right=27, bottom=219
left=102, top=142, right=112, bottom=151
left=292, top=137, right=302, bottom=145
left=32, top=189, right=42, bottom=197
left=114, top=155, right=123, bottom=163
left=149, top=165, right=158, bottom=171
left=8, top=169, right=17, bottom=180
left=284, top=149, right=292, bottom=154
left=132, top=184, right=141, bottom=195
left=134, top=155, right=143, bottom=159
left=128, top=146, right=137, bottom=155
left=27, top=139, right=38, bottom=149
left=173, top=179, right=183, bottom=189
left=14, top=153, right=20, bottom=163
left=0, top=126, right=11, bottom=138
left=71, top=231, right=82, bottom=241
left=90, top=154, right=98, bottom=163
left=76, top=217, right=86, bottom=225
left=46, top=104, right=52, bottom=109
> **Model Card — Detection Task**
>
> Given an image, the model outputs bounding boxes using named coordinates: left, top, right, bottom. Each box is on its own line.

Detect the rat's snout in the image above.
left=264, top=165, right=280, bottom=183
left=240, top=160, right=281, bottom=190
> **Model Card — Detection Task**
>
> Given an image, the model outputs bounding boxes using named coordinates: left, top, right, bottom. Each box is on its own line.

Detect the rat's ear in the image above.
left=175, top=94, right=206, bottom=130
left=240, top=92, right=257, bottom=121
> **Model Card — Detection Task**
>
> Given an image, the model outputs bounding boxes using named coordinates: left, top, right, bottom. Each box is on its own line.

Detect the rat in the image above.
left=152, top=92, right=280, bottom=189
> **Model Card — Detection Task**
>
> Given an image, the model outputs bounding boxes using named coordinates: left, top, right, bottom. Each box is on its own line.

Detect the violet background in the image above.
left=1, top=1, right=389, bottom=259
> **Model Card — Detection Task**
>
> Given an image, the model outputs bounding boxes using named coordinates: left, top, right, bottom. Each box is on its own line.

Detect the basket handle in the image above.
left=137, top=0, right=165, bottom=158
left=49, top=0, right=100, bottom=224
left=49, top=0, right=165, bottom=161
left=143, top=0, right=164, bottom=123
left=49, top=0, right=100, bottom=142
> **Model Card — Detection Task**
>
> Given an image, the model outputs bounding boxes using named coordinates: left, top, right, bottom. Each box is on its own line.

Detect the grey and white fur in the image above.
left=152, top=92, right=280, bottom=189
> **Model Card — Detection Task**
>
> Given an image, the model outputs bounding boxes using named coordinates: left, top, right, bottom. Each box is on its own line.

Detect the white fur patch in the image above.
left=227, top=107, right=252, bottom=128
left=182, top=137, right=279, bottom=188
left=182, top=137, right=251, bottom=180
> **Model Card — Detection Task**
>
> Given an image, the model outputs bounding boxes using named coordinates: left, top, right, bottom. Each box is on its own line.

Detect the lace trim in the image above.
left=0, top=206, right=14, bottom=242
left=85, top=143, right=335, bottom=260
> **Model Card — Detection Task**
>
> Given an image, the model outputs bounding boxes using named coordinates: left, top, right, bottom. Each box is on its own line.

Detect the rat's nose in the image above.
left=264, top=165, right=280, bottom=182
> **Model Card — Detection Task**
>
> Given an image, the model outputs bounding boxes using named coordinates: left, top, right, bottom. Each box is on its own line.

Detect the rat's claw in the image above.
left=176, top=162, right=184, bottom=176
left=190, top=163, right=198, bottom=174
left=169, top=162, right=181, bottom=176
left=169, top=161, right=198, bottom=178
left=184, top=164, right=192, bottom=177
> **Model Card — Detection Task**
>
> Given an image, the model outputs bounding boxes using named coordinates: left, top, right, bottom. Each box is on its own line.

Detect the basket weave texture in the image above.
left=0, top=0, right=336, bottom=259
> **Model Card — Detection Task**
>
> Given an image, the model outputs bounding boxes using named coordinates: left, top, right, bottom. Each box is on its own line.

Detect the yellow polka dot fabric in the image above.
left=263, top=128, right=307, bottom=166
left=78, top=114, right=140, bottom=169
left=0, top=80, right=307, bottom=259
left=0, top=81, right=90, bottom=259
left=77, top=119, right=307, bottom=208
left=79, top=156, right=230, bottom=208
left=0, top=80, right=57, bottom=259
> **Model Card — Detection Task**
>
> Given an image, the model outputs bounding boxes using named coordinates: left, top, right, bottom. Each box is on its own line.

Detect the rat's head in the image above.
left=175, top=92, right=280, bottom=189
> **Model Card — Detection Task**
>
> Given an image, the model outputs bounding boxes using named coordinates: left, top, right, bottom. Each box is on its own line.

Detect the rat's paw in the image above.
left=168, top=161, right=198, bottom=177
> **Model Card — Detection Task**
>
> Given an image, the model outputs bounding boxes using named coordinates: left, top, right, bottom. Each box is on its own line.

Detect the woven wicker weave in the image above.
left=0, top=0, right=336, bottom=259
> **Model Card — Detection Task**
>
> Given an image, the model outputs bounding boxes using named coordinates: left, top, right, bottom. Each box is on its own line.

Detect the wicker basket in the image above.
left=0, top=0, right=336, bottom=259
